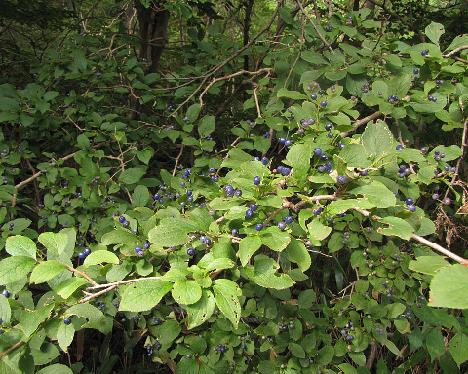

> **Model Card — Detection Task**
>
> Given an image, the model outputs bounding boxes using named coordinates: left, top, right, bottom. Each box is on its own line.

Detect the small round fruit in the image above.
left=253, top=176, right=260, bottom=186
left=314, top=148, right=323, bottom=156
left=408, top=205, right=416, bottom=212
left=284, top=215, right=294, bottom=224
left=245, top=209, right=253, bottom=219
left=63, top=317, right=72, bottom=325
left=337, top=175, right=347, bottom=184
left=78, top=252, right=86, bottom=259
left=2, top=290, right=11, bottom=298
left=118, top=216, right=126, bottom=223
left=187, top=247, right=196, bottom=257
left=255, top=223, right=263, bottom=231
left=278, top=221, right=286, bottom=230
left=325, top=123, right=333, bottom=131
left=231, top=229, right=239, bottom=236
left=405, top=198, right=414, bottom=205
left=320, top=101, right=328, bottom=107
left=83, top=247, right=91, bottom=256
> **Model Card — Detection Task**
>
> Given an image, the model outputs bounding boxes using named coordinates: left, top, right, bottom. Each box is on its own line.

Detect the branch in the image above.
left=295, top=0, right=333, bottom=52
left=85, top=276, right=162, bottom=290
left=341, top=111, right=382, bottom=137
left=80, top=285, right=117, bottom=303
left=0, top=341, right=24, bottom=360
left=444, top=45, right=468, bottom=58
left=198, top=68, right=272, bottom=107
left=65, top=265, right=98, bottom=286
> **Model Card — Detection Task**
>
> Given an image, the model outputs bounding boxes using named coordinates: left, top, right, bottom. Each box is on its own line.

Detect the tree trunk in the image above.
left=242, top=0, right=254, bottom=70
left=134, top=0, right=169, bottom=72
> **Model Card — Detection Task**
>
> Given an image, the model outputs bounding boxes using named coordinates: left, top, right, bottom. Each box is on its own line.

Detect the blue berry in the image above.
left=186, top=190, right=192, bottom=196
left=250, top=204, right=257, bottom=211
left=325, top=123, right=333, bottom=131
left=78, top=252, right=86, bottom=259
left=320, top=101, right=328, bottom=107
left=311, top=93, right=318, bottom=100
left=428, top=95, right=437, bottom=102
left=231, top=229, right=239, bottom=236
left=279, top=167, right=291, bottom=176
left=143, top=241, right=150, bottom=249
left=209, top=167, right=216, bottom=173
left=255, top=223, right=263, bottom=231
left=118, top=216, right=126, bottom=223
left=83, top=247, right=91, bottom=256
left=314, top=148, right=323, bottom=156
left=284, top=216, right=294, bottom=224
left=234, top=189, right=242, bottom=197
left=408, top=205, right=416, bottom=212
left=360, top=169, right=369, bottom=176
left=261, top=157, right=269, bottom=165
left=2, top=290, right=10, bottom=298
left=421, top=49, right=429, bottom=57
left=337, top=175, right=346, bottom=184
left=211, top=175, right=219, bottom=182
left=339, top=143, right=345, bottom=150
left=278, top=221, right=286, bottom=230
left=224, top=185, right=235, bottom=197
left=245, top=209, right=253, bottom=219
left=396, top=144, right=404, bottom=151
left=63, top=317, right=71, bottom=325
left=405, top=198, right=414, bottom=205
left=317, top=165, right=326, bottom=173
left=187, top=247, right=196, bottom=257
left=320, top=154, right=328, bottom=160
left=285, top=140, right=292, bottom=147
left=413, top=67, right=420, bottom=75
left=345, top=335, right=354, bottom=341
left=279, top=137, right=287, bottom=145
left=253, top=176, right=260, bottom=186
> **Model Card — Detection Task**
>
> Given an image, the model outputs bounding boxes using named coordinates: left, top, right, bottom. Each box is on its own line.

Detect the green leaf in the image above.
left=0, top=256, right=36, bottom=285
left=378, top=217, right=414, bottom=240
left=307, top=219, right=332, bottom=243
left=337, top=363, right=357, bottom=374
left=449, top=333, right=468, bottom=367
left=36, top=364, right=73, bottom=374
left=277, top=88, right=307, bottom=100
left=286, top=143, right=311, bottom=179
left=30, top=261, right=66, bottom=284
left=186, top=289, right=216, bottom=329
left=0, top=295, right=11, bottom=323
left=101, top=229, right=138, bottom=246
left=326, top=199, right=372, bottom=215
left=119, top=167, right=146, bottom=184
left=119, top=280, right=173, bottom=312
left=409, top=256, right=450, bottom=276
left=339, top=144, right=371, bottom=168
left=429, top=264, right=468, bottom=309
left=238, top=236, right=262, bottom=266
left=5, top=236, right=36, bottom=259
left=213, top=279, right=241, bottom=328
left=425, top=22, right=445, bottom=45
left=132, top=185, right=149, bottom=207
left=148, top=217, right=199, bottom=247
left=386, top=303, right=406, bottom=318
left=289, top=342, right=305, bottom=358
left=57, top=322, right=75, bottom=352
left=362, top=120, right=395, bottom=157
left=284, top=240, right=311, bottom=272
left=172, top=280, right=202, bottom=305
left=350, top=181, right=396, bottom=208
left=186, top=103, right=201, bottom=122
left=250, top=256, right=294, bottom=289
left=260, top=226, right=291, bottom=252
left=38, top=232, right=70, bottom=262
left=83, top=250, right=119, bottom=267
left=18, top=303, right=54, bottom=339
left=54, top=278, right=88, bottom=299
left=425, top=328, right=445, bottom=361
left=136, top=147, right=154, bottom=165
left=198, top=115, right=215, bottom=137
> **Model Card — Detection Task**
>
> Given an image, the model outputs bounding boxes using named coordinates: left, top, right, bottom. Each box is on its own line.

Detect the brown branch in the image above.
left=444, top=45, right=468, bottom=58
left=79, top=285, right=117, bottom=303
left=0, top=341, right=24, bottom=359
left=366, top=341, right=379, bottom=369
left=172, top=145, right=184, bottom=176
left=65, top=265, right=98, bottom=286
left=199, top=68, right=272, bottom=107
left=295, top=0, right=333, bottom=52
left=253, top=83, right=262, bottom=119
left=341, top=111, right=382, bottom=137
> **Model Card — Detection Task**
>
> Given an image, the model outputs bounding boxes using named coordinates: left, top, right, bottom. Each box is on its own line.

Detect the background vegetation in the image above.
left=0, top=0, right=467, bottom=373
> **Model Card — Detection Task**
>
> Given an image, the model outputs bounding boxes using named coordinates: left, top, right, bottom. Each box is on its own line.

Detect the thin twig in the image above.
left=86, top=276, right=162, bottom=290
left=0, top=341, right=24, bottom=359
left=444, top=45, right=468, bottom=58
left=341, top=111, right=382, bottom=137
left=79, top=285, right=117, bottom=303
left=295, top=0, right=333, bottom=52
left=252, top=83, right=262, bottom=118
left=172, top=145, right=184, bottom=176
left=65, top=265, right=99, bottom=286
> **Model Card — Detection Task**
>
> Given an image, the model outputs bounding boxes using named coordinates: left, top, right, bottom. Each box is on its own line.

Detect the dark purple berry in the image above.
left=253, top=176, right=260, bottom=186
left=63, top=317, right=72, bottom=325
left=255, top=223, right=263, bottom=231
left=278, top=221, right=286, bottom=230
left=187, top=247, right=196, bottom=257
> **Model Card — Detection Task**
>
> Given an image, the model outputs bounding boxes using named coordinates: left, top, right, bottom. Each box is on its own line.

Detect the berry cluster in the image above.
left=276, top=166, right=291, bottom=176
left=434, top=150, right=445, bottom=161
left=405, top=198, right=416, bottom=212
left=215, top=344, right=228, bottom=353
left=245, top=203, right=257, bottom=219
left=118, top=215, right=130, bottom=227
left=300, top=118, right=315, bottom=127
left=388, top=95, right=399, bottom=104
left=277, top=215, right=294, bottom=230
left=278, top=137, right=292, bottom=147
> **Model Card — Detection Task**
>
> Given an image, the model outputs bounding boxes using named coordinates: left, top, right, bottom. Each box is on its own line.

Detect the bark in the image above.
left=134, top=0, right=169, bottom=72
left=242, top=0, right=254, bottom=70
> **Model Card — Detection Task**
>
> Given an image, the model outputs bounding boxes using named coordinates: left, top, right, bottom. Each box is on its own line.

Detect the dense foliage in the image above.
left=0, top=1, right=467, bottom=373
